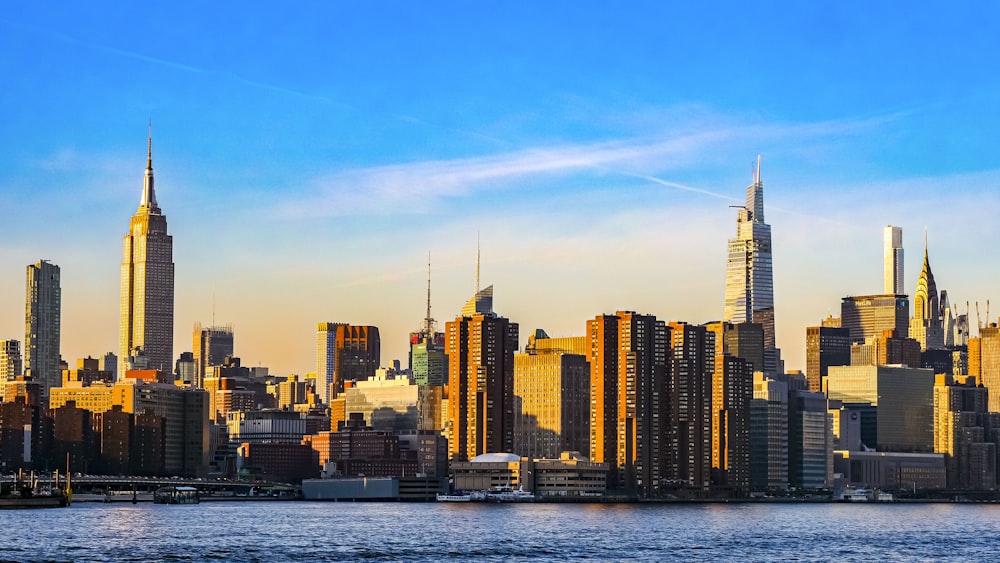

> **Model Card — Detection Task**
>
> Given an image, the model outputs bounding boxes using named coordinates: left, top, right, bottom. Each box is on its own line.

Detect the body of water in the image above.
left=1, top=501, right=998, bottom=561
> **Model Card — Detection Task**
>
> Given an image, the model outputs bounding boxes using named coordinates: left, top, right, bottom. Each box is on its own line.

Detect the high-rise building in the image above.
left=840, top=294, right=909, bottom=343
left=805, top=325, right=851, bottom=392
left=787, top=389, right=831, bottom=489
left=445, top=310, right=518, bottom=462
left=588, top=311, right=670, bottom=496
left=933, top=374, right=1000, bottom=490
left=0, top=340, right=22, bottom=381
left=119, top=131, right=174, bottom=376
left=704, top=322, right=754, bottom=495
left=883, top=225, right=904, bottom=295
left=667, top=322, right=714, bottom=492
left=825, top=364, right=935, bottom=452
left=910, top=237, right=945, bottom=351
left=316, top=323, right=381, bottom=404
left=723, top=156, right=781, bottom=376
left=849, top=329, right=921, bottom=368
left=512, top=333, right=589, bottom=459
left=25, top=260, right=61, bottom=396
left=750, top=374, right=788, bottom=491
left=193, top=323, right=234, bottom=387
left=970, top=324, right=1000, bottom=412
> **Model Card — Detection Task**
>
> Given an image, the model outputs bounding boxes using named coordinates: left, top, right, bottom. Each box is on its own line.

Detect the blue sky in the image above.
left=2, top=3, right=999, bottom=375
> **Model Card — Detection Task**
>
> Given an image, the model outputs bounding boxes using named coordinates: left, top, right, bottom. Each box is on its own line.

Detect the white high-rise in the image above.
left=119, top=130, right=175, bottom=377
left=883, top=225, right=904, bottom=295
left=25, top=260, right=61, bottom=395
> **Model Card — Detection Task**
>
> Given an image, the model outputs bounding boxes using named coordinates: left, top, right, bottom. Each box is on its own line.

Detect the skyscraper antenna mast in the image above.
left=424, top=252, right=434, bottom=337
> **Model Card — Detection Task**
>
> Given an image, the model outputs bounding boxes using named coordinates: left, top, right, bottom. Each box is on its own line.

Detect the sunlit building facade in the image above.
left=512, top=340, right=589, bottom=459
left=119, top=133, right=175, bottom=376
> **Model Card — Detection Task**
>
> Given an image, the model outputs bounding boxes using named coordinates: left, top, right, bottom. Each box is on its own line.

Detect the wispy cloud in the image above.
left=277, top=112, right=898, bottom=219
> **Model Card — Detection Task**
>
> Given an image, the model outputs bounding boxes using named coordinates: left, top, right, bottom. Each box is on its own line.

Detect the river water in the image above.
left=1, top=501, right=998, bottom=561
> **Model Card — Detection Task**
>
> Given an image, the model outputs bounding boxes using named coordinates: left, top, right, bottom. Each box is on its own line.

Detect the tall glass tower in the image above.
left=119, top=129, right=175, bottom=376
left=723, top=156, right=780, bottom=376
left=25, top=260, right=61, bottom=395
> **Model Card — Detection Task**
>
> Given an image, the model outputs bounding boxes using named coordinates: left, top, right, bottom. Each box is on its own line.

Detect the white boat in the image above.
left=487, top=487, right=534, bottom=502
left=436, top=493, right=472, bottom=502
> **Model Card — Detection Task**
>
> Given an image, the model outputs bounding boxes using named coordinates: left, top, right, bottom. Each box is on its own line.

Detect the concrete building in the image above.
left=0, top=340, right=22, bottom=381
left=193, top=323, right=234, bottom=388
left=25, top=260, right=61, bottom=396
left=513, top=334, right=589, bottom=459
left=933, top=374, right=1000, bottom=490
left=445, top=310, right=518, bottom=462
left=883, top=225, right=904, bottom=295
left=316, top=323, right=380, bottom=404
left=588, top=311, right=669, bottom=497
left=805, top=325, right=851, bottom=393
left=834, top=450, right=946, bottom=492
left=119, top=132, right=174, bottom=376
left=969, top=324, right=1000, bottom=412
left=723, top=156, right=781, bottom=377
left=750, top=374, right=788, bottom=491
left=668, top=322, right=713, bottom=492
left=825, top=364, right=935, bottom=452
left=841, top=294, right=909, bottom=344
left=850, top=330, right=921, bottom=368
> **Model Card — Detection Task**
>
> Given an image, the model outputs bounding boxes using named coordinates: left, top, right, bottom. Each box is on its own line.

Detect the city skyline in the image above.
left=3, top=4, right=1000, bottom=376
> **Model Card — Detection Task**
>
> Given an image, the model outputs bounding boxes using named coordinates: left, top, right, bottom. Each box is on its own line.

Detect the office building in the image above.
left=884, top=225, right=904, bottom=295
left=512, top=333, right=589, bottom=459
left=850, top=329, right=921, bottom=368
left=119, top=131, right=174, bottom=376
left=445, top=309, right=518, bottom=462
left=805, top=325, right=851, bottom=392
left=344, top=373, right=420, bottom=431
left=588, top=311, right=670, bottom=496
left=193, top=323, right=234, bottom=388
left=316, top=323, right=380, bottom=404
left=0, top=340, right=22, bottom=381
left=841, top=294, right=909, bottom=343
left=750, top=374, right=788, bottom=491
left=25, top=260, right=61, bottom=396
left=723, top=156, right=781, bottom=377
left=788, top=389, right=830, bottom=489
left=825, top=364, right=935, bottom=452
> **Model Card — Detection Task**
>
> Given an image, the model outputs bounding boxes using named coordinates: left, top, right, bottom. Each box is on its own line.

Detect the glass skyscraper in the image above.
left=723, top=156, right=780, bottom=376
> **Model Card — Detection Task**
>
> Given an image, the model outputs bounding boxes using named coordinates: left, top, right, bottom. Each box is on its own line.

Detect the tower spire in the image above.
left=140, top=122, right=159, bottom=212
left=475, top=232, right=481, bottom=295
left=424, top=251, right=434, bottom=338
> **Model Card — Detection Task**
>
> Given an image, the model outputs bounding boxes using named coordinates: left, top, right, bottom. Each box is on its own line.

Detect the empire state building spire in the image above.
left=139, top=123, right=160, bottom=213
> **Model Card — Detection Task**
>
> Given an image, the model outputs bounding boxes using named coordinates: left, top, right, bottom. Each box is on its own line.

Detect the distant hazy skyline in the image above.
left=2, top=3, right=999, bottom=376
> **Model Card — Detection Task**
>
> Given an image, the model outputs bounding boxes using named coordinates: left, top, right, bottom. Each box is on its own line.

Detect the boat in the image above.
left=0, top=492, right=69, bottom=509
left=436, top=493, right=472, bottom=502
left=153, top=486, right=200, bottom=504
left=487, top=487, right=535, bottom=502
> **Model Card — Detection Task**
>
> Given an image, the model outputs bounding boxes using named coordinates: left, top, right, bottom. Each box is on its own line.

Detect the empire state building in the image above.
left=119, top=131, right=174, bottom=376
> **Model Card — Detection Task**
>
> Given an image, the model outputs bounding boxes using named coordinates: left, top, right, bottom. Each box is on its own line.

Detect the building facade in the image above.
left=723, top=156, right=781, bottom=377
left=25, top=260, right=61, bottom=396
left=193, top=323, right=234, bottom=388
left=0, top=340, right=22, bottom=381
left=119, top=133, right=174, bottom=376
left=883, top=225, right=904, bottom=295
left=805, top=325, right=851, bottom=393
left=841, top=294, right=909, bottom=343
left=512, top=341, right=589, bottom=459
left=316, top=323, right=380, bottom=404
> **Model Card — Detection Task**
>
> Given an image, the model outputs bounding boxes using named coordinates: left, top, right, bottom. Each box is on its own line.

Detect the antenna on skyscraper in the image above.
left=424, top=251, right=434, bottom=337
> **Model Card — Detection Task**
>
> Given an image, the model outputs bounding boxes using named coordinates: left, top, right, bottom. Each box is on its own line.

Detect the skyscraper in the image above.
left=25, top=260, right=61, bottom=395
left=316, top=323, right=380, bottom=404
left=910, top=236, right=944, bottom=350
left=804, top=325, right=852, bottom=392
left=445, top=310, right=518, bottom=461
left=883, top=225, right=904, bottom=295
left=588, top=311, right=670, bottom=496
left=667, top=321, right=714, bottom=491
left=193, top=323, right=234, bottom=388
left=723, top=155, right=781, bottom=376
left=119, top=130, right=174, bottom=376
